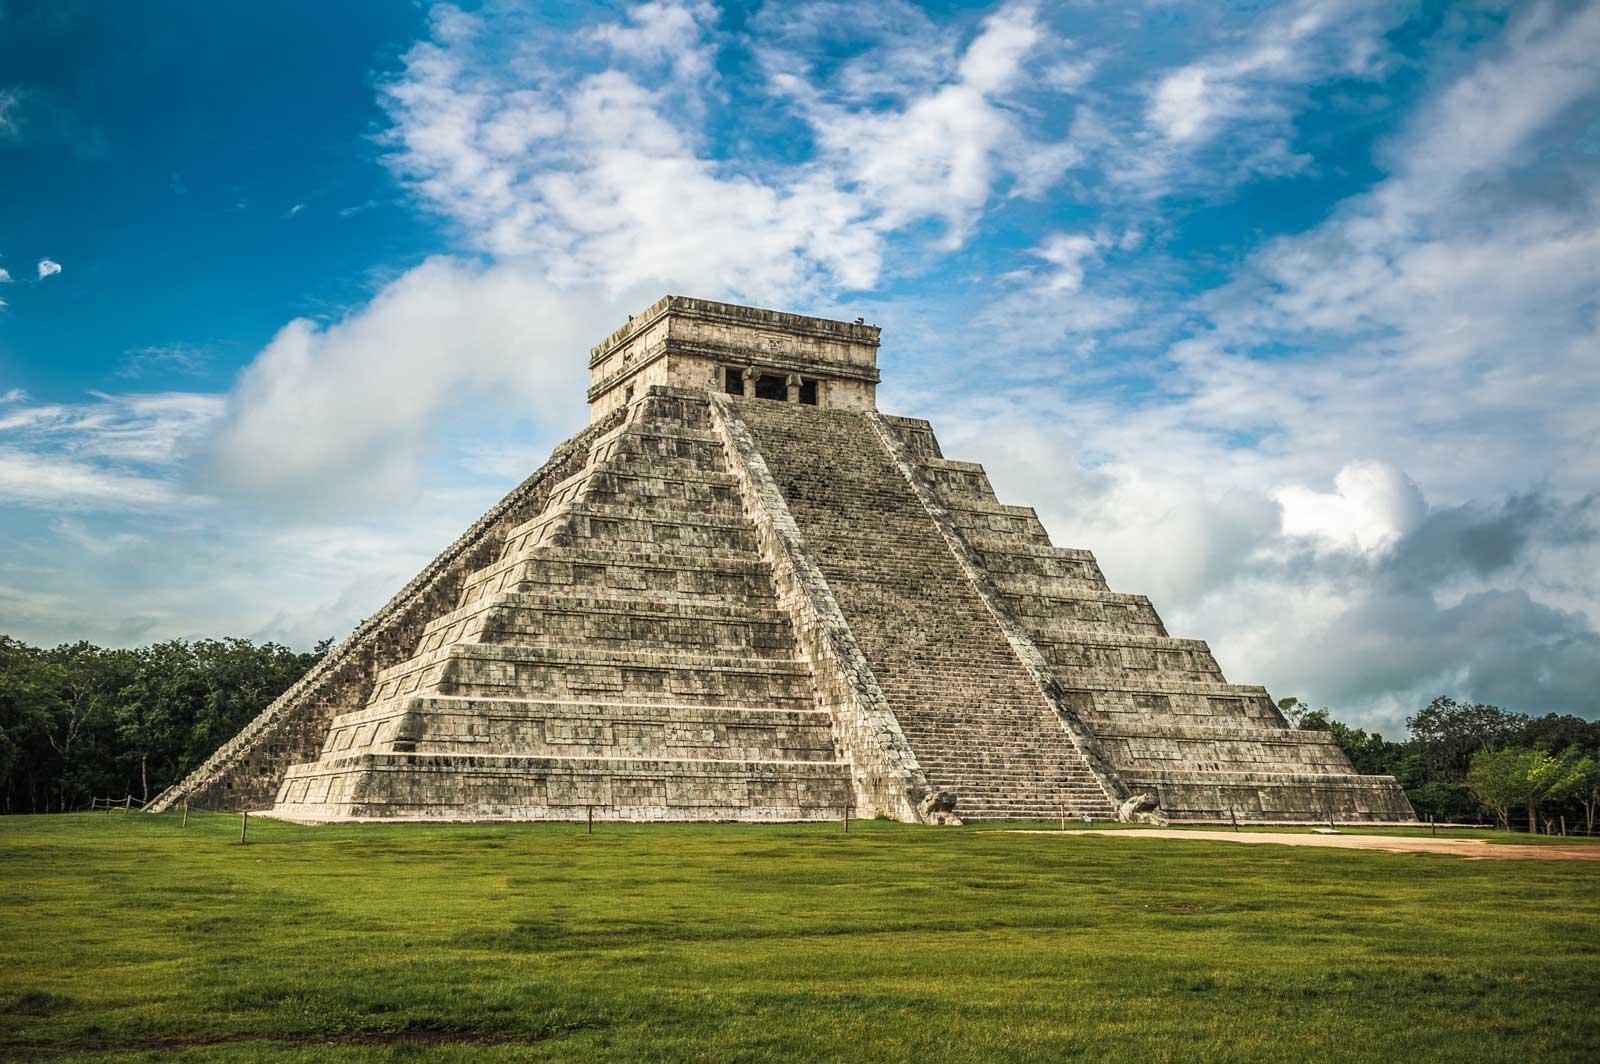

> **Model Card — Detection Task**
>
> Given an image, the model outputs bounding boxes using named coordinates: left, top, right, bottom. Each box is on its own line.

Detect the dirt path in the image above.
left=1017, top=828, right=1600, bottom=861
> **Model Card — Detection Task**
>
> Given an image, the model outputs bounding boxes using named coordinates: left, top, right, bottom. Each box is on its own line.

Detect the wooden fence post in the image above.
left=239, top=810, right=248, bottom=844
left=843, top=802, right=850, bottom=833
left=1229, top=805, right=1239, bottom=832
left=1560, top=815, right=1567, bottom=837
left=586, top=805, right=593, bottom=835
left=124, top=795, right=132, bottom=812
left=182, top=799, right=189, bottom=828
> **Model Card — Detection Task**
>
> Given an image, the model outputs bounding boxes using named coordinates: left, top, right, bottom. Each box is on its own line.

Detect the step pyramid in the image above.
left=151, top=296, right=1415, bottom=824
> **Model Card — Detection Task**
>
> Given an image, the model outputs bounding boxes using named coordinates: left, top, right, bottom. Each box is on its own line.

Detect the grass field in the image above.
left=2, top=814, right=1597, bottom=1062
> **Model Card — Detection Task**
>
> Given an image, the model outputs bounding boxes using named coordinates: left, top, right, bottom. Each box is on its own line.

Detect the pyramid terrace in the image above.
left=151, top=297, right=1415, bottom=825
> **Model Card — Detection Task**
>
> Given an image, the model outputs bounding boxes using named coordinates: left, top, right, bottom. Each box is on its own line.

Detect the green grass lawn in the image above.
left=2, top=814, right=1597, bottom=1062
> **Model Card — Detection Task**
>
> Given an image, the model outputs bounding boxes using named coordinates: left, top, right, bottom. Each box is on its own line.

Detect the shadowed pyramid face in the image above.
left=154, top=298, right=1416, bottom=827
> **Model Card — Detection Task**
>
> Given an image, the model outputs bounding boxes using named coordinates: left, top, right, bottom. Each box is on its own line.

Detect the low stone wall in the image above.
left=147, top=411, right=624, bottom=813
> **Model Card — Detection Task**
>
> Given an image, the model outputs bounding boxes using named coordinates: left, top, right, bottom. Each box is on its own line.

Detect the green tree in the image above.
left=1409, top=696, right=1526, bottom=782
left=1518, top=714, right=1600, bottom=755
left=1277, top=697, right=1322, bottom=729
left=1532, top=747, right=1589, bottom=834
left=0, top=633, right=327, bottom=813
left=1465, top=747, right=1584, bottom=833
left=1466, top=748, right=1536, bottom=830
left=1569, top=754, right=1600, bottom=835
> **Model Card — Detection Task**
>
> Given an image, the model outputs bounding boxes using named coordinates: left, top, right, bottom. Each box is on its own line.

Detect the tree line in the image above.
left=3, top=631, right=1597, bottom=827
left=1282, top=695, right=1600, bottom=832
left=0, top=635, right=328, bottom=814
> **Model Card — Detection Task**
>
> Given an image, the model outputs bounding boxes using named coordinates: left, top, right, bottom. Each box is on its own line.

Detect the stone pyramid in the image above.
left=151, top=297, right=1415, bottom=824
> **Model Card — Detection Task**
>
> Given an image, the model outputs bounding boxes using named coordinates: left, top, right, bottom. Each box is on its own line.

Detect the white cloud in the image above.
left=0, top=390, right=223, bottom=464
left=1126, top=0, right=1403, bottom=188
left=1147, top=0, right=1388, bottom=143
left=380, top=5, right=874, bottom=300
left=0, top=268, right=12, bottom=283
left=769, top=3, right=1077, bottom=248
left=1031, top=233, right=1100, bottom=291
left=971, top=231, right=1135, bottom=351
left=37, top=258, right=61, bottom=279
left=0, top=447, right=192, bottom=510
left=381, top=1, right=1079, bottom=299
left=117, top=342, right=210, bottom=379
left=51, top=517, right=148, bottom=556
left=0, top=87, right=22, bottom=138
left=200, top=256, right=620, bottom=506
left=1275, top=460, right=1426, bottom=554
left=591, top=0, right=718, bottom=86
left=0, top=390, right=221, bottom=512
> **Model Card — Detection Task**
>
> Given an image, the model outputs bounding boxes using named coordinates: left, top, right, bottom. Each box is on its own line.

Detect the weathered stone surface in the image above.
left=150, top=296, right=1415, bottom=824
left=1118, top=792, right=1168, bottom=826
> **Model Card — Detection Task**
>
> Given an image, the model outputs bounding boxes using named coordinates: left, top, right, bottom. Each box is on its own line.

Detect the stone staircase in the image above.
left=270, top=391, right=854, bottom=822
left=733, top=399, right=1116, bottom=821
left=883, top=415, right=1415, bottom=822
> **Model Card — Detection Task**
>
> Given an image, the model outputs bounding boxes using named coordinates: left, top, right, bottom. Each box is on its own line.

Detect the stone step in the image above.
left=627, top=391, right=714, bottom=429
left=272, top=752, right=854, bottom=823
left=509, top=501, right=760, bottom=555
left=917, top=463, right=998, bottom=502
left=592, top=417, right=721, bottom=449
left=318, top=696, right=840, bottom=763
left=1090, top=720, right=1333, bottom=743
left=939, top=779, right=1109, bottom=794
left=961, top=537, right=1097, bottom=563
left=368, top=643, right=815, bottom=711
left=504, top=490, right=755, bottom=546
left=552, top=468, right=744, bottom=512
left=990, top=571, right=1111, bottom=598
left=1058, top=679, right=1273, bottom=700
left=418, top=589, right=790, bottom=643
left=1120, top=769, right=1416, bottom=822
left=459, top=547, right=779, bottom=609
left=418, top=608, right=800, bottom=661
left=1026, top=627, right=1213, bottom=653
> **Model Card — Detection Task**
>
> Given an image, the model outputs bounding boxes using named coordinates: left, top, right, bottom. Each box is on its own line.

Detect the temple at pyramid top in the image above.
left=588, top=295, right=882, bottom=421
left=152, top=294, right=1415, bottom=827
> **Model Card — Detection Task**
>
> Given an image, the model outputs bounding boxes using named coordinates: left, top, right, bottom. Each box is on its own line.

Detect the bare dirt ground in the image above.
left=1020, top=828, right=1600, bottom=861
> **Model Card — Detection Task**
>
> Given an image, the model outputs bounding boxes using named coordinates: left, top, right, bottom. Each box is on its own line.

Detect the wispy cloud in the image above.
left=380, top=0, right=1079, bottom=299
left=0, top=390, right=222, bottom=511
left=0, top=447, right=193, bottom=510
left=0, top=87, right=25, bottom=138
left=36, top=258, right=61, bottom=279
left=116, top=342, right=212, bottom=379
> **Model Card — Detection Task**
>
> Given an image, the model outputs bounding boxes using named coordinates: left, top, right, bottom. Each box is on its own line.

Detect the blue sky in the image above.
left=2, top=0, right=1597, bottom=733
